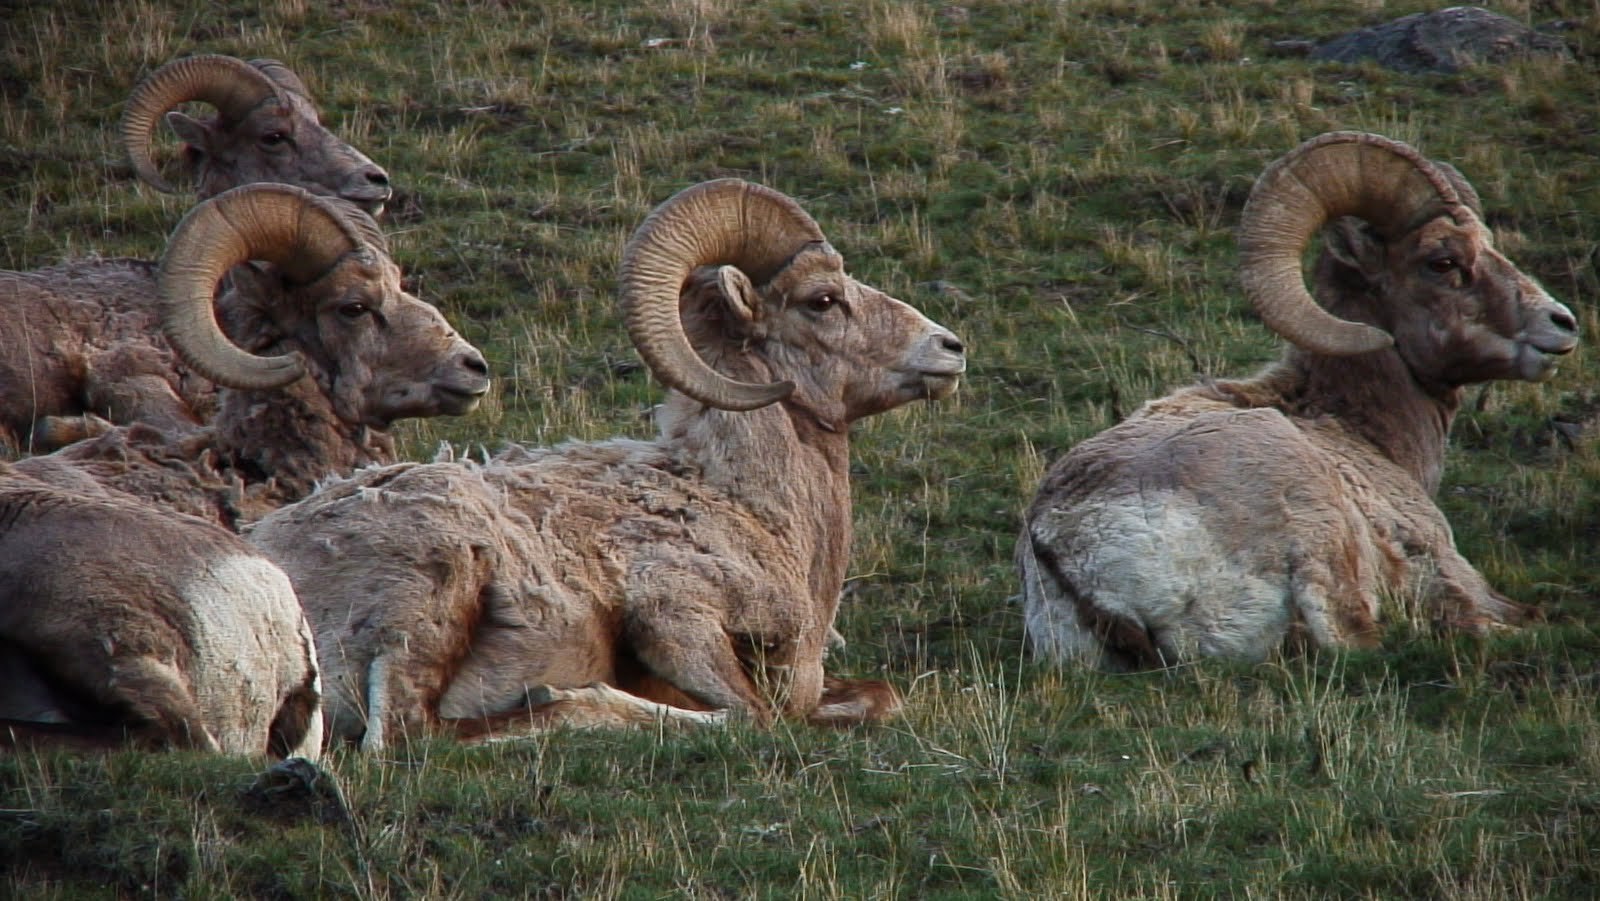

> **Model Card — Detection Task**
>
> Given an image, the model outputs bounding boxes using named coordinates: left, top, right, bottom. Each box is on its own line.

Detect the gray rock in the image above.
left=240, top=757, right=354, bottom=826
left=1311, top=6, right=1570, bottom=74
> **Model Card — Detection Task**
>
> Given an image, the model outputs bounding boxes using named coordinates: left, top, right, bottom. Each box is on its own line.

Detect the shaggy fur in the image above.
left=0, top=260, right=205, bottom=454
left=0, top=467, right=322, bottom=758
left=252, top=243, right=965, bottom=748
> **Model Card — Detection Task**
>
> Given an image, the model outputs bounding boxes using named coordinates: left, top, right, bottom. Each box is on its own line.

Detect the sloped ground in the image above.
left=2, top=1, right=1599, bottom=896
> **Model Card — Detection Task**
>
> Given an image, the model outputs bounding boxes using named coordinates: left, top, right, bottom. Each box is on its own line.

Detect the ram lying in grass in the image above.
left=0, top=464, right=323, bottom=758
left=12, top=182, right=488, bottom=530
left=1017, top=131, right=1579, bottom=669
left=0, top=179, right=486, bottom=758
left=251, top=179, right=967, bottom=749
left=1, top=54, right=391, bottom=453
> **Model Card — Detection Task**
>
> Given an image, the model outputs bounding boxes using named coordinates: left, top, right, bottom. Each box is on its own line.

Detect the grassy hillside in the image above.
left=3, top=0, right=1599, bottom=896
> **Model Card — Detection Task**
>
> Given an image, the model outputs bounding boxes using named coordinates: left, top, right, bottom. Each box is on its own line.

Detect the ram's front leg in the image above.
left=624, top=601, right=774, bottom=724
left=1426, top=550, right=1533, bottom=632
left=29, top=414, right=115, bottom=451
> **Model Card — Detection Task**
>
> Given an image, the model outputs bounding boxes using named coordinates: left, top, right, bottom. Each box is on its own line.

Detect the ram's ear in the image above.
left=1323, top=216, right=1385, bottom=278
left=712, top=265, right=762, bottom=324
left=224, top=261, right=280, bottom=305
left=682, top=264, right=763, bottom=331
left=165, top=111, right=214, bottom=151
left=213, top=261, right=286, bottom=344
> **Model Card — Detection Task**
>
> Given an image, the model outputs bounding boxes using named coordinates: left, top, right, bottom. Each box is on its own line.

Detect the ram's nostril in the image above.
left=1551, top=309, right=1578, bottom=334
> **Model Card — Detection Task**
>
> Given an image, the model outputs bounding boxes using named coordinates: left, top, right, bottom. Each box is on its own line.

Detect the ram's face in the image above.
left=264, top=255, right=491, bottom=427
left=180, top=92, right=392, bottom=216
left=750, top=246, right=967, bottom=423
left=1374, top=213, right=1579, bottom=387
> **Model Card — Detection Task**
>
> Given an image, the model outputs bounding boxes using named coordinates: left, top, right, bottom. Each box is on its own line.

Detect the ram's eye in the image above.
left=261, top=131, right=289, bottom=147
left=338, top=302, right=371, bottom=319
left=806, top=293, right=839, bottom=313
left=1426, top=256, right=1458, bottom=274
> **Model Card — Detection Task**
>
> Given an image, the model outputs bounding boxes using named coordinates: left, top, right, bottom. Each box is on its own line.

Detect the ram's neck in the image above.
left=1206, top=348, right=1457, bottom=494
left=658, top=393, right=855, bottom=617
left=1295, top=348, right=1458, bottom=493
left=212, top=380, right=397, bottom=516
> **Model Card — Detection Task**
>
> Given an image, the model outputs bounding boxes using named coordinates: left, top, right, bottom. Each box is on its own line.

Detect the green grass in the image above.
left=4, top=0, right=1600, bottom=896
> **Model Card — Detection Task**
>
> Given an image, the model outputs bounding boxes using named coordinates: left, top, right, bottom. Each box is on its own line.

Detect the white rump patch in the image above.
left=1027, top=492, right=1293, bottom=664
left=180, top=554, right=317, bottom=755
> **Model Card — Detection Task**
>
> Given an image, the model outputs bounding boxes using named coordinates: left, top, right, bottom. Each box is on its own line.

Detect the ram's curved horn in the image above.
left=158, top=183, right=373, bottom=390
left=122, top=55, right=284, bottom=193
left=1238, top=131, right=1465, bottom=355
left=618, top=179, right=825, bottom=410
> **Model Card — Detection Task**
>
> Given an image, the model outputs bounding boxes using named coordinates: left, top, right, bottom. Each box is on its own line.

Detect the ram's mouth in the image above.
left=347, top=199, right=388, bottom=218
left=435, top=382, right=490, bottom=414
left=341, top=188, right=392, bottom=218
left=1534, top=337, right=1579, bottom=357
left=1514, top=340, right=1575, bottom=382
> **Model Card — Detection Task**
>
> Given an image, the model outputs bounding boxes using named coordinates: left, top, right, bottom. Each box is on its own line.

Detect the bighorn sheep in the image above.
left=250, top=179, right=967, bottom=748
left=1, top=55, right=391, bottom=454
left=123, top=54, right=391, bottom=214
left=11, top=182, right=489, bottom=530
left=0, top=464, right=323, bottom=758
left=1017, top=132, right=1579, bottom=669
left=0, top=179, right=469, bottom=757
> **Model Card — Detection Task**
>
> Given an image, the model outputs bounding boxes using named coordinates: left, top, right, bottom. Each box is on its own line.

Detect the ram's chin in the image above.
left=434, top=386, right=487, bottom=416
left=1516, top=349, right=1564, bottom=383
left=921, top=374, right=961, bottom=401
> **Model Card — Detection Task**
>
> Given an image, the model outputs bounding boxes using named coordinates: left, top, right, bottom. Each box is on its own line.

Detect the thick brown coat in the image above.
left=253, top=227, right=965, bottom=748
left=1018, top=135, right=1578, bottom=668
left=0, top=467, right=322, bottom=757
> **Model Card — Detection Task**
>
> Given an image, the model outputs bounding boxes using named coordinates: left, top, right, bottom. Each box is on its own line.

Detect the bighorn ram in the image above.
left=250, top=179, right=967, bottom=748
left=11, top=182, right=489, bottom=530
left=1017, top=132, right=1579, bottom=669
left=0, top=181, right=477, bottom=756
left=123, top=53, right=392, bottom=214
left=1, top=55, right=391, bottom=454
left=0, top=464, right=323, bottom=758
